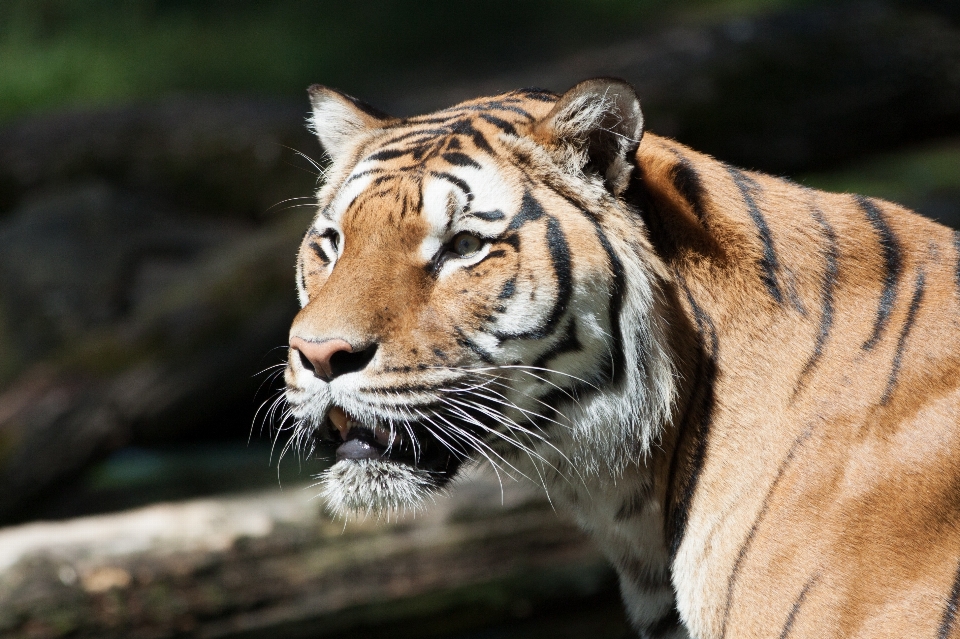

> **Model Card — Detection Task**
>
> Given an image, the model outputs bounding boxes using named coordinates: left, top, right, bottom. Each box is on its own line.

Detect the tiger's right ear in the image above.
left=307, top=85, right=395, bottom=164
left=532, top=78, right=643, bottom=196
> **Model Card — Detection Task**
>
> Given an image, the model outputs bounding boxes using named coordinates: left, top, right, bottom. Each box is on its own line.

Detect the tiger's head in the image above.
left=284, top=79, right=677, bottom=516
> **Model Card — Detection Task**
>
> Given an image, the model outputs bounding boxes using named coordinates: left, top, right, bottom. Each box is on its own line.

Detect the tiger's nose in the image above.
left=290, top=337, right=377, bottom=381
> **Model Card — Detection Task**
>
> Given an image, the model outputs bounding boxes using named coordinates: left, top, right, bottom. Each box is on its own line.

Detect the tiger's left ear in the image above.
left=307, top=85, right=396, bottom=164
left=533, top=78, right=643, bottom=196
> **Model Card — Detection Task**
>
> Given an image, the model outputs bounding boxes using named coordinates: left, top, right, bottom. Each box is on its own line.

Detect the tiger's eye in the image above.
left=451, top=232, right=482, bottom=257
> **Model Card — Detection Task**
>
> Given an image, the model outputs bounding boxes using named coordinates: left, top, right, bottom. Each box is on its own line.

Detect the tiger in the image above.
left=282, top=77, right=960, bottom=638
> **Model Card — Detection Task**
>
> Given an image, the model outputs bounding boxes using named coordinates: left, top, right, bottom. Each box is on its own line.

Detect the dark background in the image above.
left=0, top=1, right=958, bottom=636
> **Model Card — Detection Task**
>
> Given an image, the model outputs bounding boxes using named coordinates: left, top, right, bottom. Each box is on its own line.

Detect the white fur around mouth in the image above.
left=318, top=458, right=436, bottom=518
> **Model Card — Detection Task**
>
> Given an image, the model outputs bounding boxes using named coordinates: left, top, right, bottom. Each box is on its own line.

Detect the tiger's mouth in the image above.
left=319, top=405, right=460, bottom=476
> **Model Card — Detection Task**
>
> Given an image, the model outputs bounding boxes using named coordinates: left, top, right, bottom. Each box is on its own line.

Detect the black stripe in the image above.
left=308, top=241, right=329, bottom=264
left=778, top=574, right=819, bottom=639
left=542, top=216, right=573, bottom=333
left=954, top=230, right=960, bottom=298
left=403, top=114, right=460, bottom=126
left=507, top=191, right=546, bottom=230
left=370, top=174, right=396, bottom=188
left=532, top=318, right=582, bottom=369
left=583, top=214, right=627, bottom=386
left=795, top=208, right=838, bottom=391
left=479, top=113, right=518, bottom=136
left=451, top=101, right=532, bottom=119
left=441, top=151, right=481, bottom=169
left=343, top=167, right=387, bottom=185
left=857, top=195, right=903, bottom=350
left=409, top=144, right=429, bottom=161
left=356, top=382, right=447, bottom=395
left=500, top=236, right=521, bottom=254
left=783, top=268, right=807, bottom=316
left=670, top=156, right=708, bottom=222
left=318, top=228, right=339, bottom=251
left=719, top=426, right=813, bottom=639
left=640, top=607, right=682, bottom=638
left=516, top=87, right=558, bottom=102
left=490, top=214, right=571, bottom=342
left=498, top=277, right=516, bottom=299
left=940, top=560, right=960, bottom=639
left=380, top=128, right=451, bottom=146
left=429, top=171, right=474, bottom=205
left=513, top=181, right=627, bottom=384
left=491, top=102, right=533, bottom=117
left=448, top=120, right=496, bottom=155
left=471, top=130, right=494, bottom=154
left=881, top=269, right=925, bottom=404
left=727, top=167, right=784, bottom=305
left=367, top=148, right=408, bottom=162
left=468, top=209, right=506, bottom=222
left=454, top=327, right=494, bottom=364
left=462, top=249, right=507, bottom=271
left=667, top=287, right=718, bottom=560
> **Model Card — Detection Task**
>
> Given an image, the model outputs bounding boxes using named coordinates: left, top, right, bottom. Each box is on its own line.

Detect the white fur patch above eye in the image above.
left=327, top=171, right=375, bottom=222
left=461, top=163, right=517, bottom=216
left=422, top=177, right=460, bottom=239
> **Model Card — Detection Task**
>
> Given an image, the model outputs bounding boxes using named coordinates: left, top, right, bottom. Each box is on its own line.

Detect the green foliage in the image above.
left=801, top=140, right=960, bottom=210
left=0, top=0, right=810, bottom=122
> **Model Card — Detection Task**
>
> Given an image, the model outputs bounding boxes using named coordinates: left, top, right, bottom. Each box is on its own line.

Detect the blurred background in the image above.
left=0, top=1, right=958, bottom=637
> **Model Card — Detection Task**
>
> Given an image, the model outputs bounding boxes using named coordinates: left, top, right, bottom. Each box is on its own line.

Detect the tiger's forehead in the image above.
left=317, top=89, right=558, bottom=231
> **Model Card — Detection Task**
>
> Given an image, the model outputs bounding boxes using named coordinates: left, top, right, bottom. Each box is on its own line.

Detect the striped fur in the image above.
left=283, top=79, right=960, bottom=638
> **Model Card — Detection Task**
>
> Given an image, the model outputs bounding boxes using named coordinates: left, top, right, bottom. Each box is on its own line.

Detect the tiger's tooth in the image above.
left=329, top=406, right=350, bottom=440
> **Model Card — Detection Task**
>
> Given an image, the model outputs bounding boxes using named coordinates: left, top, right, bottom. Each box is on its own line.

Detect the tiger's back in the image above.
left=284, top=78, right=960, bottom=638
left=635, top=133, right=960, bottom=637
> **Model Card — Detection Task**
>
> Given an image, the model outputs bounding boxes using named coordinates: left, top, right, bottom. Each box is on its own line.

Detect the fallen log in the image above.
left=0, top=469, right=623, bottom=639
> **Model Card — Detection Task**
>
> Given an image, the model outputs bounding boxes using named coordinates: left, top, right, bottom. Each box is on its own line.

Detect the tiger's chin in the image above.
left=311, top=405, right=463, bottom=518
left=317, top=459, right=440, bottom=518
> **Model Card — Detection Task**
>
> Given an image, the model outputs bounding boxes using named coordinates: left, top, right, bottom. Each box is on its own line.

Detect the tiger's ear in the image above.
left=307, top=85, right=395, bottom=164
left=533, top=78, right=643, bottom=196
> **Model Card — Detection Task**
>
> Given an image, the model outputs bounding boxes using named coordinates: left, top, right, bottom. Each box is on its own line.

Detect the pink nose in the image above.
left=290, top=337, right=353, bottom=381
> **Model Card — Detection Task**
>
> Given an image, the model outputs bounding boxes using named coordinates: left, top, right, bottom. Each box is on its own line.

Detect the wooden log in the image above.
left=0, top=469, right=622, bottom=639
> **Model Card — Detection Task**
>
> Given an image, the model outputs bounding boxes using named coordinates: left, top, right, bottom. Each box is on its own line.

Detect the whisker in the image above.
left=418, top=406, right=526, bottom=480
left=264, top=196, right=319, bottom=213
left=281, top=144, right=328, bottom=177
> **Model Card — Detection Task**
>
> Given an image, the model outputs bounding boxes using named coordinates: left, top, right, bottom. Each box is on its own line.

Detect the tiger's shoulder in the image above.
left=631, top=134, right=960, bottom=638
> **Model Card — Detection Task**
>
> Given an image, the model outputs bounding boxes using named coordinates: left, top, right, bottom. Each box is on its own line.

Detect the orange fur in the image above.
left=636, top=134, right=960, bottom=638
left=286, top=81, right=960, bottom=638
